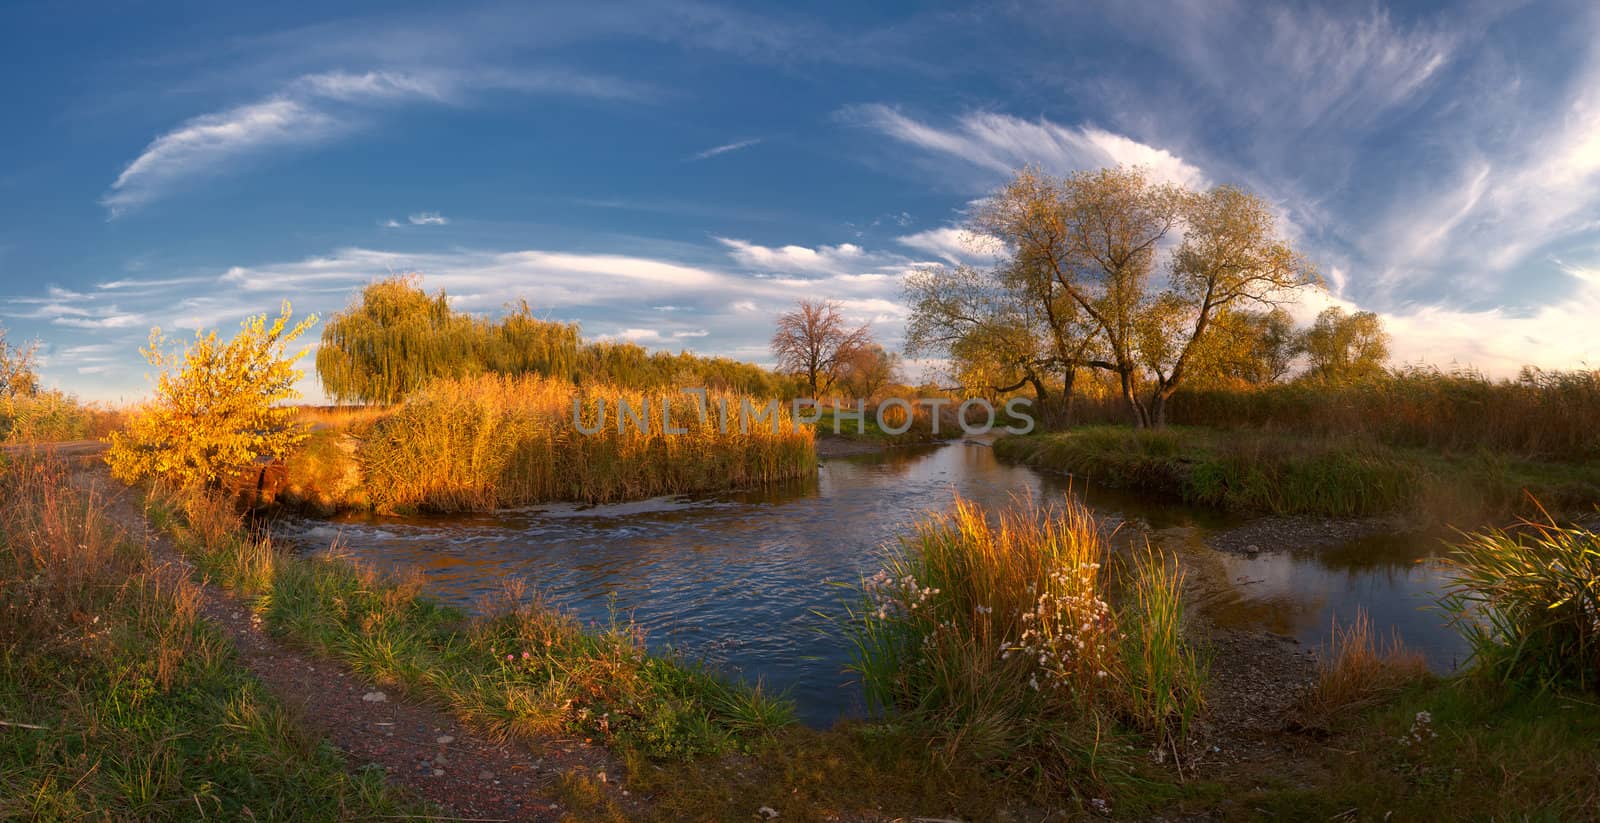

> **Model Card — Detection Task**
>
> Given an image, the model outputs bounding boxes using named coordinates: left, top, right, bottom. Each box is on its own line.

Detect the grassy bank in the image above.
left=995, top=425, right=1600, bottom=520
left=0, top=458, right=420, bottom=818
left=146, top=484, right=793, bottom=760
left=272, top=374, right=816, bottom=513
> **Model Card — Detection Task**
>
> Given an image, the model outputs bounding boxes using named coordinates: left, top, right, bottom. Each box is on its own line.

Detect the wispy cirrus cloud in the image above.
left=102, top=68, right=648, bottom=217
left=690, top=138, right=762, bottom=161
left=841, top=104, right=1208, bottom=190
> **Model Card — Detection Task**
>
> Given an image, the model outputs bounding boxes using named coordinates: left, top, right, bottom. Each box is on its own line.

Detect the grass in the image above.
left=1229, top=678, right=1600, bottom=820
left=1161, top=366, right=1600, bottom=462
left=0, top=457, right=422, bottom=819
left=0, top=390, right=123, bottom=443
left=347, top=374, right=815, bottom=512
left=847, top=495, right=1204, bottom=803
left=1299, top=609, right=1430, bottom=726
left=1439, top=516, right=1600, bottom=691
left=995, top=425, right=1600, bottom=520
left=145, top=483, right=795, bottom=760
left=811, top=402, right=944, bottom=445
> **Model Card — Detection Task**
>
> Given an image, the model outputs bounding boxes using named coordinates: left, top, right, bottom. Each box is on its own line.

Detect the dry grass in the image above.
left=1300, top=609, right=1429, bottom=725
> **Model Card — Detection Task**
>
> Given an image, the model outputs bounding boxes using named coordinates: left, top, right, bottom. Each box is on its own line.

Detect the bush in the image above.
left=106, top=304, right=315, bottom=488
left=1440, top=518, right=1600, bottom=690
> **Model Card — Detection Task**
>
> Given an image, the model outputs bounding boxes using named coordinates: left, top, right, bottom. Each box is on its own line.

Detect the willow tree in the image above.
left=903, top=263, right=1091, bottom=424
left=1140, top=186, right=1317, bottom=425
left=976, top=167, right=1185, bottom=427
left=1298, top=306, right=1390, bottom=384
left=317, top=277, right=580, bottom=404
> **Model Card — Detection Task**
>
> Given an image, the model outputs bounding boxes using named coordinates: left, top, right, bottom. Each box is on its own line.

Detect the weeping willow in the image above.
left=317, top=277, right=580, bottom=404
left=318, top=276, right=796, bottom=404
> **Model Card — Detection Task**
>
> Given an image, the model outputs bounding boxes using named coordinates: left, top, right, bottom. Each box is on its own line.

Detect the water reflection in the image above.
left=276, top=441, right=1468, bottom=725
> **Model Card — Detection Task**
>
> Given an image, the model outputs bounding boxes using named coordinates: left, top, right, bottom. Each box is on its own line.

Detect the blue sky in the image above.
left=3, top=0, right=1599, bottom=401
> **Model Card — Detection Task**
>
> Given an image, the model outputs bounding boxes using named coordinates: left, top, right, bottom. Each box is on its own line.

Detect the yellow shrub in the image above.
left=106, top=303, right=316, bottom=488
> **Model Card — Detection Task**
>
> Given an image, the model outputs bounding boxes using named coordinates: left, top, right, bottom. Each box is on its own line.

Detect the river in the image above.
left=276, top=440, right=1468, bottom=726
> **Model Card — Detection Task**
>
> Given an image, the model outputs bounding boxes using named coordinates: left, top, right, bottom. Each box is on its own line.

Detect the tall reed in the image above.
left=357, top=374, right=815, bottom=512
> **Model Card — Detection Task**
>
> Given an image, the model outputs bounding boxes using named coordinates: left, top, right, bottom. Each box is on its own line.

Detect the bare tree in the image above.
left=770, top=300, right=872, bottom=396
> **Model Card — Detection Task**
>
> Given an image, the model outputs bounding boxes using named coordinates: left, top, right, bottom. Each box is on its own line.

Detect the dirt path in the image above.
left=67, top=458, right=632, bottom=822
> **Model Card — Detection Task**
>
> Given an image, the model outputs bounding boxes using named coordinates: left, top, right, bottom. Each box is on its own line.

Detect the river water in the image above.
left=276, top=441, right=1468, bottom=726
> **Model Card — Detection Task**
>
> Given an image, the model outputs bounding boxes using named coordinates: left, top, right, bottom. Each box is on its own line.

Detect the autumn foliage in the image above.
left=107, top=303, right=316, bottom=488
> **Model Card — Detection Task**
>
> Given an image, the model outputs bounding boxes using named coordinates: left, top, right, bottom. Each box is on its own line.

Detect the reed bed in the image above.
left=1160, top=367, right=1600, bottom=461
left=0, top=391, right=123, bottom=443
left=357, top=373, right=815, bottom=512
left=996, top=425, right=1600, bottom=520
left=849, top=495, right=1204, bottom=798
left=0, top=458, right=417, bottom=818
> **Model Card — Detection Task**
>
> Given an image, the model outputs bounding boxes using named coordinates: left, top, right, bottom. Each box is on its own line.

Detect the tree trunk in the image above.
left=1118, top=368, right=1149, bottom=428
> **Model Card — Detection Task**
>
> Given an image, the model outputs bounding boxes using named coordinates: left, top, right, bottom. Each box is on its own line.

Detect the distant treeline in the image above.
left=317, top=276, right=797, bottom=404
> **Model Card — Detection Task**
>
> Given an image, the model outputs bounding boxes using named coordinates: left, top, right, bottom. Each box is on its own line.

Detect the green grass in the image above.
left=1439, top=518, right=1600, bottom=691
left=0, top=458, right=422, bottom=819
left=146, top=485, right=794, bottom=761
left=995, top=425, right=1600, bottom=520
left=811, top=404, right=943, bottom=445
left=1216, top=677, right=1600, bottom=820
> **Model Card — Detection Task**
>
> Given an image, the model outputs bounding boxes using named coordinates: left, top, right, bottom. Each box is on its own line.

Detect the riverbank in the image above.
left=8, top=445, right=1599, bottom=819
left=995, top=425, right=1600, bottom=521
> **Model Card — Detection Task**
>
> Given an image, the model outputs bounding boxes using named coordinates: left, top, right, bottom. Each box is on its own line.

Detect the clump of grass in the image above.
left=148, top=484, right=793, bottom=760
left=1300, top=609, right=1429, bottom=725
left=848, top=495, right=1204, bottom=799
left=356, top=374, right=816, bottom=512
left=1439, top=515, right=1600, bottom=691
left=0, top=458, right=420, bottom=818
left=1120, top=545, right=1208, bottom=742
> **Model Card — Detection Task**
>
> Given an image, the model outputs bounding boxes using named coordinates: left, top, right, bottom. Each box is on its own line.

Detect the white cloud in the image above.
left=896, top=227, right=1002, bottom=266
left=690, top=138, right=762, bottom=161
left=103, top=67, right=645, bottom=216
left=103, top=98, right=342, bottom=216
left=408, top=212, right=450, bottom=226
left=843, top=104, right=1208, bottom=190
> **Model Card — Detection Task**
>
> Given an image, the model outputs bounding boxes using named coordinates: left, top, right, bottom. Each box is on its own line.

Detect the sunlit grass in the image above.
left=847, top=495, right=1204, bottom=800
left=0, top=458, right=421, bottom=818
left=1440, top=515, right=1600, bottom=691
left=148, top=483, right=794, bottom=760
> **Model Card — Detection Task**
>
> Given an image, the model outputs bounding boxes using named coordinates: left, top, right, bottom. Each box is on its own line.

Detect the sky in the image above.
left=3, top=0, right=1599, bottom=402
